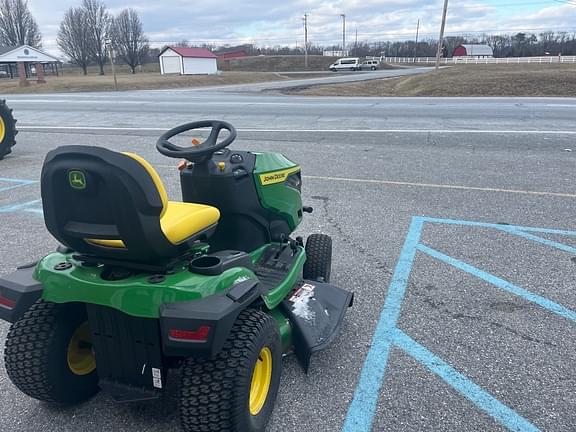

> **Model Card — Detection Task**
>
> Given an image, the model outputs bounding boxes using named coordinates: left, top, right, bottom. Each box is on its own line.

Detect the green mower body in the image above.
left=0, top=121, right=352, bottom=431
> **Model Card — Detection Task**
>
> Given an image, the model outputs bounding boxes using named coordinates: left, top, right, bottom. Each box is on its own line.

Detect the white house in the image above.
left=158, top=47, right=218, bottom=75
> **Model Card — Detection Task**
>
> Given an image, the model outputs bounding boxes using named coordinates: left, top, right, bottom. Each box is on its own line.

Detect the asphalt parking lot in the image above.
left=1, top=95, right=575, bottom=431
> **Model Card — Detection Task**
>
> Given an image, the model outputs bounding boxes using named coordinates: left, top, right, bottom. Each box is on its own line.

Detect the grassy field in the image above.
left=57, top=55, right=340, bottom=74
left=286, top=64, right=576, bottom=97
left=219, top=55, right=337, bottom=72
left=0, top=55, right=347, bottom=93
left=0, top=70, right=326, bottom=94
left=218, top=55, right=404, bottom=72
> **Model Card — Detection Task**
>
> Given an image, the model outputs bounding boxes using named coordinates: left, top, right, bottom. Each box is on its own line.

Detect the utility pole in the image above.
left=340, top=14, right=346, bottom=56
left=106, top=39, right=118, bottom=91
left=414, top=19, right=420, bottom=58
left=435, top=0, right=449, bottom=72
left=355, top=27, right=358, bottom=56
left=303, top=13, right=308, bottom=68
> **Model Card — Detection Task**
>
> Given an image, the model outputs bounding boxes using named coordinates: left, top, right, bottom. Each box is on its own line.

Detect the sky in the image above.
left=26, top=0, right=576, bottom=56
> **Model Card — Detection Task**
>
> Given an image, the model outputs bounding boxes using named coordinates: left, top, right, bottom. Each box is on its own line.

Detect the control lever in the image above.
left=274, top=234, right=287, bottom=259
left=303, top=206, right=313, bottom=213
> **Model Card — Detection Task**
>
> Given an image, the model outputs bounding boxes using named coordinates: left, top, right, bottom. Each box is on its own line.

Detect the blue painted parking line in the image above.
left=495, top=227, right=576, bottom=254
left=0, top=199, right=43, bottom=216
left=343, top=217, right=424, bottom=432
left=0, top=177, right=37, bottom=193
left=418, top=244, right=576, bottom=322
left=392, top=329, right=540, bottom=432
left=0, top=177, right=43, bottom=216
left=343, top=216, right=576, bottom=432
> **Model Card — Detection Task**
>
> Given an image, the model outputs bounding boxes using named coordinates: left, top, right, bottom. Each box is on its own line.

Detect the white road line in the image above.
left=8, top=99, right=342, bottom=107
left=17, top=125, right=576, bottom=134
left=303, top=175, right=576, bottom=198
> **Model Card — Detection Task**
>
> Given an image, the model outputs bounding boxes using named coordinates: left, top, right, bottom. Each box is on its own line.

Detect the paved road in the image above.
left=202, top=67, right=434, bottom=92
left=5, top=91, right=576, bottom=133
left=0, top=89, right=575, bottom=432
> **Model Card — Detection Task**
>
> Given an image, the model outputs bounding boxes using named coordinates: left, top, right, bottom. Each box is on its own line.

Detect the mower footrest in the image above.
left=99, top=379, right=161, bottom=403
left=282, top=280, right=353, bottom=373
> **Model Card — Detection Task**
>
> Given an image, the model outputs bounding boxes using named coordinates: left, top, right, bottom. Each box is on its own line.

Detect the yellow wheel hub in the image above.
left=0, top=116, right=5, bottom=143
left=249, top=347, right=273, bottom=416
left=67, top=321, right=96, bottom=376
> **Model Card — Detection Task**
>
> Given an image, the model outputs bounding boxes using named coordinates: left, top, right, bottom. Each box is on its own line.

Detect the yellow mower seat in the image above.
left=89, top=152, right=220, bottom=249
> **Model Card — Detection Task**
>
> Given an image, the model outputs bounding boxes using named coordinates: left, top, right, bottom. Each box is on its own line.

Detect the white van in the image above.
left=329, top=57, right=360, bottom=72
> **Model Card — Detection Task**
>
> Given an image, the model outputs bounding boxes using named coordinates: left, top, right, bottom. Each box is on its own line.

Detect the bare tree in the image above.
left=111, top=9, right=149, bottom=74
left=82, top=0, right=111, bottom=75
left=0, top=0, right=42, bottom=47
left=57, top=8, right=91, bottom=75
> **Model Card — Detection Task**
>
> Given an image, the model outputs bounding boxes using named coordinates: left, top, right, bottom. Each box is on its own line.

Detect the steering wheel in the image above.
left=156, top=120, right=237, bottom=162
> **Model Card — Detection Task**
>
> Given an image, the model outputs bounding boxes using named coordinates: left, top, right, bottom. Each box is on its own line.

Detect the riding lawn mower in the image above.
left=0, top=120, right=353, bottom=432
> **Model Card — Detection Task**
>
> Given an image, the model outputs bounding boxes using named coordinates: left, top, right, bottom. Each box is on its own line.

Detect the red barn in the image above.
left=452, top=44, right=494, bottom=58
left=214, top=46, right=249, bottom=60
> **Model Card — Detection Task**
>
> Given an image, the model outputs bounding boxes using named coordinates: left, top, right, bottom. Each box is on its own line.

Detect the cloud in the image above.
left=26, top=0, right=576, bottom=55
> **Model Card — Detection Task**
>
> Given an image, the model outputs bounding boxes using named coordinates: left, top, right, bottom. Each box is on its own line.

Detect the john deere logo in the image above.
left=68, top=170, right=86, bottom=190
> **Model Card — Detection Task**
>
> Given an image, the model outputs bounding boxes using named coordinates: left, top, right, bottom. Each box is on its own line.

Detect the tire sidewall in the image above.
left=0, top=100, right=16, bottom=159
left=47, top=303, right=99, bottom=401
left=5, top=301, right=99, bottom=404
left=239, top=317, right=282, bottom=432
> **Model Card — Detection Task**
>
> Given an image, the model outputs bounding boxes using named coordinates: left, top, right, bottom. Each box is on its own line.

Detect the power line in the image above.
left=135, top=26, right=576, bottom=45
left=40, top=25, right=576, bottom=50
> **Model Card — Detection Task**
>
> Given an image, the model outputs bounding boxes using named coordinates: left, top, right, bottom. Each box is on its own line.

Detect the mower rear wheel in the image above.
left=4, top=300, right=99, bottom=404
left=303, top=233, right=332, bottom=282
left=0, top=99, right=17, bottom=160
left=179, top=309, right=282, bottom=432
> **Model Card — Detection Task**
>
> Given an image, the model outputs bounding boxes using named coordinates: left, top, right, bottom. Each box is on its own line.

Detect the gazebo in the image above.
left=0, top=45, right=61, bottom=87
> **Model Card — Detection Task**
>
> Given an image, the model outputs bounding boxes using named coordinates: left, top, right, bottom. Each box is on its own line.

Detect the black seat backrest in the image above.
left=41, top=145, right=190, bottom=262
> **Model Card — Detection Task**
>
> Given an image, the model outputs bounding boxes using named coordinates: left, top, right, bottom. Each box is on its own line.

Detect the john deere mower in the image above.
left=0, top=99, right=17, bottom=159
left=0, top=120, right=353, bottom=432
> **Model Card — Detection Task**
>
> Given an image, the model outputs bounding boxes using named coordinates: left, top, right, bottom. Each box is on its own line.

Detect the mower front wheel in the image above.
left=4, top=300, right=99, bottom=404
left=179, top=309, right=282, bottom=432
left=303, top=233, right=333, bottom=282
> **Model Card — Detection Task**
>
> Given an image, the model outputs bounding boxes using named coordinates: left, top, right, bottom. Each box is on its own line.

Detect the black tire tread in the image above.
left=4, top=300, right=98, bottom=404
left=303, top=233, right=332, bottom=282
left=179, top=309, right=280, bottom=432
left=0, top=99, right=17, bottom=160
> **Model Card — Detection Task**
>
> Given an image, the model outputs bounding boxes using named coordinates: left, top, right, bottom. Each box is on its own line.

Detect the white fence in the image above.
left=323, top=50, right=349, bottom=57
left=383, top=56, right=576, bottom=65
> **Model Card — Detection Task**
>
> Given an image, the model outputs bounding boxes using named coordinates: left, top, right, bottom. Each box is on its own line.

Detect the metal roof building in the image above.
left=452, top=44, right=494, bottom=58
left=158, top=47, right=218, bottom=75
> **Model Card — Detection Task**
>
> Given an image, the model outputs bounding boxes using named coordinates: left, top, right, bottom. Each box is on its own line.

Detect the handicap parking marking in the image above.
left=418, top=244, right=576, bottom=322
left=343, top=216, right=576, bottom=432
left=0, top=199, right=43, bottom=216
left=0, top=177, right=43, bottom=216
left=0, top=177, right=37, bottom=193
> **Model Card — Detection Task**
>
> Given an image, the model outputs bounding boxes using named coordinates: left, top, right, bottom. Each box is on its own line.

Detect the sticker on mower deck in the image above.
left=233, top=275, right=250, bottom=285
left=152, top=368, right=162, bottom=389
left=258, top=167, right=300, bottom=186
left=289, top=283, right=316, bottom=321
